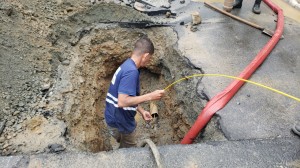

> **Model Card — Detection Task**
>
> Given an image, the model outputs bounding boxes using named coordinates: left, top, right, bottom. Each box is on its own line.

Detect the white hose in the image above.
left=138, top=139, right=163, bottom=168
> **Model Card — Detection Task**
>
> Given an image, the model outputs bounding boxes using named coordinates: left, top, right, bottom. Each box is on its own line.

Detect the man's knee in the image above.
left=120, top=130, right=137, bottom=148
left=107, top=126, right=121, bottom=143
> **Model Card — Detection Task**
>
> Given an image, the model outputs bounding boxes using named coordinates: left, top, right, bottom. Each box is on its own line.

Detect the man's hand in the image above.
left=148, top=90, right=165, bottom=101
left=142, top=110, right=152, bottom=121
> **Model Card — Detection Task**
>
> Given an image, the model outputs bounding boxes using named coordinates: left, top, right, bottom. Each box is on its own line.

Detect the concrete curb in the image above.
left=1, top=138, right=299, bottom=168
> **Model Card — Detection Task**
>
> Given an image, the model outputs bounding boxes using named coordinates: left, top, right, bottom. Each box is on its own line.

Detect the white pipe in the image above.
left=138, top=139, right=163, bottom=168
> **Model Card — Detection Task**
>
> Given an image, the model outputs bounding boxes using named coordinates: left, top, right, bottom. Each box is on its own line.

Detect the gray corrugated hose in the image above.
left=138, top=139, right=163, bottom=168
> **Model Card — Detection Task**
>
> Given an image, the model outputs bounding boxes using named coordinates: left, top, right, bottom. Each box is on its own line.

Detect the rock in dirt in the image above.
left=2, top=143, right=10, bottom=149
left=18, top=102, right=25, bottom=107
left=13, top=111, right=20, bottom=116
left=61, top=60, right=70, bottom=66
left=6, top=120, right=14, bottom=127
left=48, top=144, right=65, bottom=153
left=6, top=135, right=12, bottom=140
left=0, top=137, right=5, bottom=143
left=15, top=124, right=22, bottom=130
left=0, top=121, right=6, bottom=136
left=190, top=25, right=198, bottom=32
left=134, top=1, right=146, bottom=11
left=42, top=83, right=51, bottom=91
left=165, top=11, right=171, bottom=18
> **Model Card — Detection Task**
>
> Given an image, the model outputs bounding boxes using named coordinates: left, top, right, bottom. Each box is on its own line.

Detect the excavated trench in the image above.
left=41, top=3, right=209, bottom=152
left=60, top=26, right=205, bottom=152
left=0, top=2, right=226, bottom=155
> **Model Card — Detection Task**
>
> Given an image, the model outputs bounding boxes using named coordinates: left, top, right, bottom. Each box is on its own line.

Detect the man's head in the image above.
left=132, top=36, right=154, bottom=67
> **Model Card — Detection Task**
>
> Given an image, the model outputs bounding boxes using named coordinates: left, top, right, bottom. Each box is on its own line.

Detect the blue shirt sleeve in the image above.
left=118, top=70, right=139, bottom=96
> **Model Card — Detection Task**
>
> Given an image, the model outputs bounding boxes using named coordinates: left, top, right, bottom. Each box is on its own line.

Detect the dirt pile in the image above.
left=0, top=0, right=92, bottom=155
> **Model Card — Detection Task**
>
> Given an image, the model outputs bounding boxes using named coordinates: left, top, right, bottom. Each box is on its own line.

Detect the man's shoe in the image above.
left=292, top=124, right=300, bottom=137
left=252, top=3, right=261, bottom=14
left=233, top=0, right=243, bottom=9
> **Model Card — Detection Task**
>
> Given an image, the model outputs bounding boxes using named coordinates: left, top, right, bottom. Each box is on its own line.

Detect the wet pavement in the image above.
left=176, top=0, right=300, bottom=141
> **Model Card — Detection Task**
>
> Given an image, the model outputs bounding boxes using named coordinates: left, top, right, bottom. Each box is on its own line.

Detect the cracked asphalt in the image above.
left=176, top=1, right=300, bottom=140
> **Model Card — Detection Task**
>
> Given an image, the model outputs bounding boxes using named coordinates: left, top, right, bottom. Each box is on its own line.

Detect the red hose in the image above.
left=181, top=0, right=284, bottom=144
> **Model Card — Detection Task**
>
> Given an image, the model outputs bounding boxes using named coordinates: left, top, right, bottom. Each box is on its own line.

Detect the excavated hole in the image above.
left=59, top=27, right=207, bottom=152
left=35, top=3, right=226, bottom=153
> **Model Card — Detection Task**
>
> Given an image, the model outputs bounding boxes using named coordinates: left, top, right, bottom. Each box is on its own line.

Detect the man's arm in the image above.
left=118, top=90, right=165, bottom=108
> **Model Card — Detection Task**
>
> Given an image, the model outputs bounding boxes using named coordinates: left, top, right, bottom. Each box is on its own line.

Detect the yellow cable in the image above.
left=164, top=74, right=300, bottom=103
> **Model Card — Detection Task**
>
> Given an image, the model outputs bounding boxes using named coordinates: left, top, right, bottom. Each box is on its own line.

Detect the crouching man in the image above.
left=104, top=36, right=165, bottom=148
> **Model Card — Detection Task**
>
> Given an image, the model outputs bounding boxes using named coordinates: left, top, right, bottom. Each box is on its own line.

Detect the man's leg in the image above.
left=233, top=0, right=243, bottom=9
left=252, top=0, right=262, bottom=14
left=107, top=126, right=121, bottom=143
left=119, top=130, right=137, bottom=148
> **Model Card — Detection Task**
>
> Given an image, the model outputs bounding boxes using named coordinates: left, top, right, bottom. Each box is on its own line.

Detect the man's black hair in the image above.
left=133, top=36, right=154, bottom=56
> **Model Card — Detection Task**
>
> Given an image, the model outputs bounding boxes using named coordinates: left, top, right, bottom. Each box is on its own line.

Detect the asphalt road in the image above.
left=176, top=1, right=300, bottom=141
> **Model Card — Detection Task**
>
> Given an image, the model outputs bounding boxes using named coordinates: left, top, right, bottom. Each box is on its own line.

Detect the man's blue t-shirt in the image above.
left=104, top=58, right=140, bottom=134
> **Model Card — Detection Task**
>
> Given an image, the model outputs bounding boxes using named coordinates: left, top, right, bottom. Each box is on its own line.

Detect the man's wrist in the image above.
left=137, top=106, right=145, bottom=114
left=140, top=109, right=146, bottom=115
